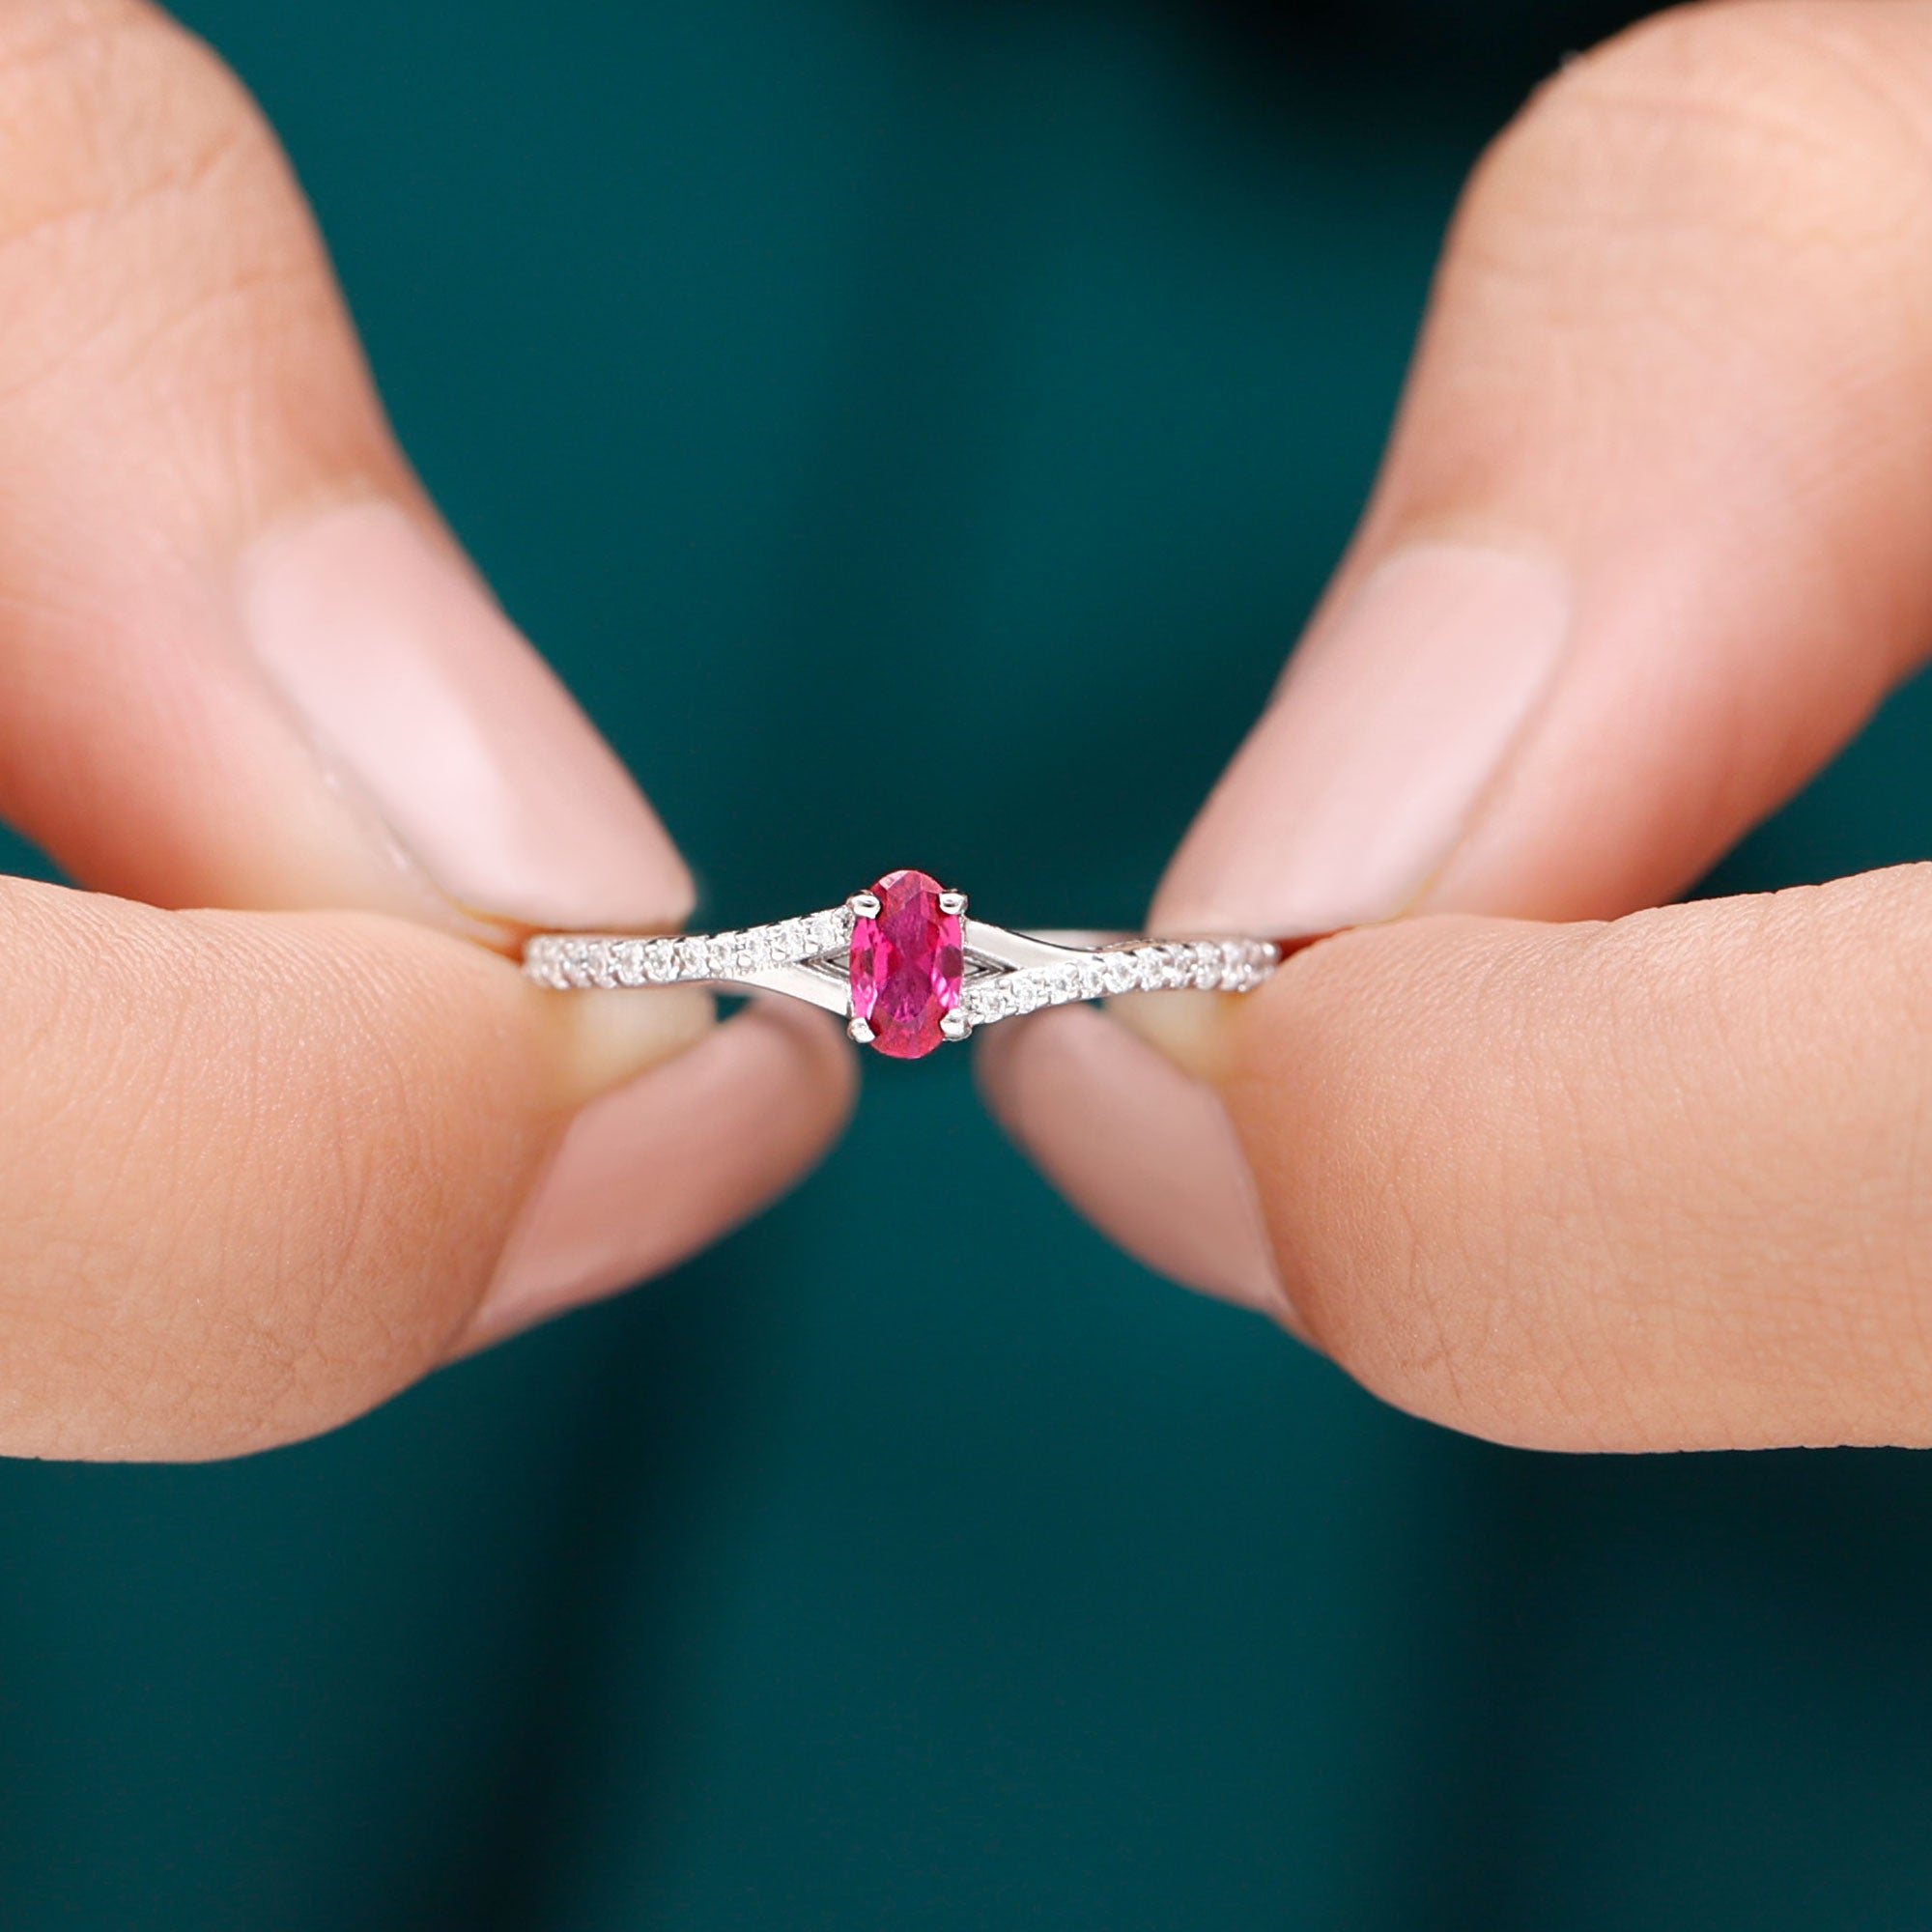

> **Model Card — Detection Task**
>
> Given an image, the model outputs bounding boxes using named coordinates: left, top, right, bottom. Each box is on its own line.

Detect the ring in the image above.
left=523, top=867, right=1281, bottom=1060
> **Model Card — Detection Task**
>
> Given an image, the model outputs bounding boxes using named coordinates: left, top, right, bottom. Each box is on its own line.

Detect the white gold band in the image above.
left=524, top=905, right=1279, bottom=1037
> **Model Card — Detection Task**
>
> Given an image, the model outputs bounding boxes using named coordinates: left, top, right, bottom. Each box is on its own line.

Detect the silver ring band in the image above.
left=523, top=868, right=1279, bottom=1060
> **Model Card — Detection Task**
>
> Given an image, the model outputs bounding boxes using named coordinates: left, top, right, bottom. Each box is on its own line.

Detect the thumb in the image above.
left=1211, top=867, right=1932, bottom=1453
left=0, top=878, right=709, bottom=1462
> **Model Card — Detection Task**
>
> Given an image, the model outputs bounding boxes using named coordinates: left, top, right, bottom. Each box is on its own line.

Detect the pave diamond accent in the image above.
left=958, top=937, right=1279, bottom=1027
left=524, top=907, right=857, bottom=991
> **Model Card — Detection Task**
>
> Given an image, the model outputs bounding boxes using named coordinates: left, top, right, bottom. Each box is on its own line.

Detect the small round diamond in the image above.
left=971, top=980, right=1013, bottom=1025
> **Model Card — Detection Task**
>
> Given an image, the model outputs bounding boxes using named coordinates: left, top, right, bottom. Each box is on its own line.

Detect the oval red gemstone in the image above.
left=849, top=868, right=963, bottom=1059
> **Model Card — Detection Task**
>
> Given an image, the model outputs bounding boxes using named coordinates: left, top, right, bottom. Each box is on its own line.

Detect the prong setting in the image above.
left=848, top=890, right=882, bottom=919
left=847, top=1015, right=876, bottom=1045
left=938, top=890, right=968, bottom=916
left=939, top=1011, right=971, bottom=1042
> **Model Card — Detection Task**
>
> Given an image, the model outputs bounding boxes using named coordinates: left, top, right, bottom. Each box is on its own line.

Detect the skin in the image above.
left=985, top=0, right=1932, bottom=1451
left=10, top=0, right=1932, bottom=1461
left=0, top=0, right=855, bottom=1460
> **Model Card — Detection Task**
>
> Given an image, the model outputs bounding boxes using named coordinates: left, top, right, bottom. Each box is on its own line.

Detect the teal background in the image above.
left=4, top=3, right=1932, bottom=1925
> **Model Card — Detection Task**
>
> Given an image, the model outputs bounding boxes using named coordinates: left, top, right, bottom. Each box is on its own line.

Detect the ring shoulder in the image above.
left=959, top=933, right=1281, bottom=1030
left=523, top=905, right=855, bottom=999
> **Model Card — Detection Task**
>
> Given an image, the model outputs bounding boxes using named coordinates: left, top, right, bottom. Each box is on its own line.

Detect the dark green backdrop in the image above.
left=3, top=3, right=1930, bottom=1926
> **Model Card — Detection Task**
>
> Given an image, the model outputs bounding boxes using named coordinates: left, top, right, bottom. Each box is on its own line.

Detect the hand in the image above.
left=0, top=1, right=853, bottom=1460
left=983, top=0, right=1932, bottom=1452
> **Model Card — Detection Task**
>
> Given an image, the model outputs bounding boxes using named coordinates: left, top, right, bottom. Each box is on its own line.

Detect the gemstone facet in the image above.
left=848, top=869, right=964, bottom=1059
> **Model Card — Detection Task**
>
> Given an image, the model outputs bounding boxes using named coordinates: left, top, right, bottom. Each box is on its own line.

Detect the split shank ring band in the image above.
left=524, top=867, right=1281, bottom=1062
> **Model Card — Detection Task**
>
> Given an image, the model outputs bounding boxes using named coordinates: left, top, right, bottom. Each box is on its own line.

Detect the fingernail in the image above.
left=242, top=500, right=691, bottom=930
left=543, top=983, right=715, bottom=1109
left=469, top=1002, right=853, bottom=1350
left=976, top=1005, right=1293, bottom=1324
left=1105, top=987, right=1236, bottom=1085
left=1153, top=543, right=1569, bottom=936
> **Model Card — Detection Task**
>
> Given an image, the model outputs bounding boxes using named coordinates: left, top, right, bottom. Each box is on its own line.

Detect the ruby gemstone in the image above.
left=849, top=868, right=963, bottom=1060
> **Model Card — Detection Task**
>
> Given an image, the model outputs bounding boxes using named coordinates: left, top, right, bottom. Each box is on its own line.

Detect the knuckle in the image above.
left=0, top=0, right=323, bottom=415
left=0, top=1, right=274, bottom=229
left=1481, top=1, right=1932, bottom=254
left=1394, top=0, right=1932, bottom=530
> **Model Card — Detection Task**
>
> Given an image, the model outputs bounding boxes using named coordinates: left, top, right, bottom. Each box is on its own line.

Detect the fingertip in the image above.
left=538, top=982, right=716, bottom=1106
left=976, top=1004, right=1295, bottom=1326
left=1105, top=987, right=1241, bottom=1084
left=461, top=999, right=856, bottom=1350
left=1147, top=544, right=1571, bottom=939
left=241, top=501, right=696, bottom=934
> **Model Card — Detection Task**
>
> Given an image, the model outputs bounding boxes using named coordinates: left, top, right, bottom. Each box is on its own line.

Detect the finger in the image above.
left=0, top=877, right=722, bottom=1461
left=469, top=1000, right=856, bottom=1350
left=988, top=0, right=1932, bottom=1302
left=972, top=1008, right=1291, bottom=1321
left=1161, top=0, right=1932, bottom=936
left=1204, top=866, right=1932, bottom=1452
left=0, top=0, right=680, bottom=930
left=0, top=1, right=854, bottom=1316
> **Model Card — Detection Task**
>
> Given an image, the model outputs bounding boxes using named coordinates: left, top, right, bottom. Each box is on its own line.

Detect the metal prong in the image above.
left=848, top=891, right=881, bottom=919
left=938, top=890, right=968, bottom=916
left=940, top=1011, right=971, bottom=1043
left=847, top=1015, right=876, bottom=1045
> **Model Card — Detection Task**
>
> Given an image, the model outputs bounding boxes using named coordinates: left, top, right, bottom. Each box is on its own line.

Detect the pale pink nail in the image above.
left=976, top=1006, right=1291, bottom=1323
left=242, top=500, right=690, bottom=930
left=1153, top=544, right=1569, bottom=936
